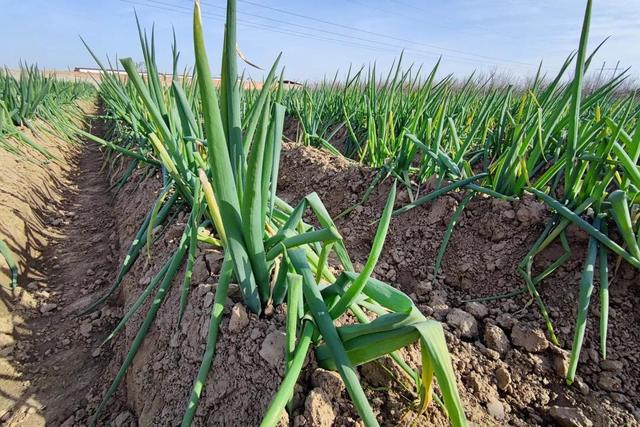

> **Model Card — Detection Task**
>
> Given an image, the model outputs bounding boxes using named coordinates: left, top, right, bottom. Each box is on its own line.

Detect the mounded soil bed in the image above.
left=1, top=111, right=639, bottom=426
left=277, top=142, right=640, bottom=426
left=94, top=140, right=639, bottom=426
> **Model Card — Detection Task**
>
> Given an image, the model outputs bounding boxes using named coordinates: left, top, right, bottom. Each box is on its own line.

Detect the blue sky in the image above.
left=1, top=0, right=639, bottom=83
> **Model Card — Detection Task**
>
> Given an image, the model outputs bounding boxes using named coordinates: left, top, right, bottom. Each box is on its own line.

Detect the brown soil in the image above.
left=91, top=139, right=640, bottom=426
left=0, top=106, right=122, bottom=425
left=86, top=165, right=291, bottom=426
left=277, top=141, right=640, bottom=426
left=2, top=109, right=639, bottom=427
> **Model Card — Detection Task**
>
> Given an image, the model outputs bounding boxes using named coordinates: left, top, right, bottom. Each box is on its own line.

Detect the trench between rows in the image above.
left=1, top=104, right=124, bottom=425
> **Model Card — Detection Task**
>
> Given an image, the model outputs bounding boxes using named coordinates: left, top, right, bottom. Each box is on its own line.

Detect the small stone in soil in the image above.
left=572, top=377, right=590, bottom=395
left=228, top=303, right=249, bottom=333
left=429, top=290, right=450, bottom=320
left=548, top=406, right=593, bottom=427
left=195, top=283, right=213, bottom=297
left=203, top=292, right=214, bottom=308
left=250, top=328, right=262, bottom=340
left=259, top=330, right=286, bottom=368
left=597, top=375, right=621, bottom=392
left=484, top=323, right=511, bottom=356
left=551, top=346, right=570, bottom=377
left=600, top=359, right=623, bottom=372
left=511, top=323, right=548, bottom=353
left=39, top=303, right=57, bottom=314
left=311, top=368, right=345, bottom=395
left=495, top=313, right=517, bottom=331
left=446, top=308, right=478, bottom=339
left=304, top=388, right=336, bottom=427
left=486, top=399, right=505, bottom=420
left=495, top=366, right=511, bottom=391
left=79, top=323, right=92, bottom=337
left=463, top=301, right=488, bottom=319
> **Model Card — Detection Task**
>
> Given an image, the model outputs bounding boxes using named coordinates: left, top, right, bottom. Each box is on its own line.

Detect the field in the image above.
left=1, top=0, right=639, bottom=426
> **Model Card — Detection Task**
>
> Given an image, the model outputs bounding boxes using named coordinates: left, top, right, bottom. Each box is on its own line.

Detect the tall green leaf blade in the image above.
left=242, top=93, right=271, bottom=301
left=330, top=181, right=396, bottom=318
left=566, top=217, right=600, bottom=384
left=565, top=0, right=592, bottom=198
left=414, top=321, right=467, bottom=427
left=288, top=248, right=380, bottom=427
left=263, top=103, right=286, bottom=221
left=193, top=0, right=260, bottom=314
left=220, top=0, right=244, bottom=184
left=244, top=54, right=282, bottom=153
left=0, top=239, right=18, bottom=289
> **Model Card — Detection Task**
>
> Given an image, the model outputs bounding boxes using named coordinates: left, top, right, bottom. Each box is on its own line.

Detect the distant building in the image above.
left=73, top=67, right=128, bottom=76
left=72, top=67, right=301, bottom=89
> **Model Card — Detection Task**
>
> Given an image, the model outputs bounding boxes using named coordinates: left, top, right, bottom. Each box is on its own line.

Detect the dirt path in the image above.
left=1, top=113, right=121, bottom=426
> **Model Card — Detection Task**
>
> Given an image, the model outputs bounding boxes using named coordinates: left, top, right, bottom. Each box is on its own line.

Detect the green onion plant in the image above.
left=84, top=1, right=467, bottom=426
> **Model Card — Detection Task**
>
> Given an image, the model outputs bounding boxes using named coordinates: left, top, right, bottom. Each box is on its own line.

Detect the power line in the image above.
left=189, top=0, right=534, bottom=68
left=117, top=0, right=535, bottom=70
left=386, top=0, right=430, bottom=14
left=197, top=0, right=456, bottom=58
left=348, top=0, right=499, bottom=35
left=225, top=0, right=534, bottom=67
left=344, top=0, right=428, bottom=25
left=195, top=0, right=504, bottom=66
left=117, top=0, right=425, bottom=57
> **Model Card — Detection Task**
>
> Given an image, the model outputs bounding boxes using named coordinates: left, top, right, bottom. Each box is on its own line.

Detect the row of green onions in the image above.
left=0, top=65, right=94, bottom=160
left=284, top=0, right=639, bottom=385
left=79, top=1, right=468, bottom=426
